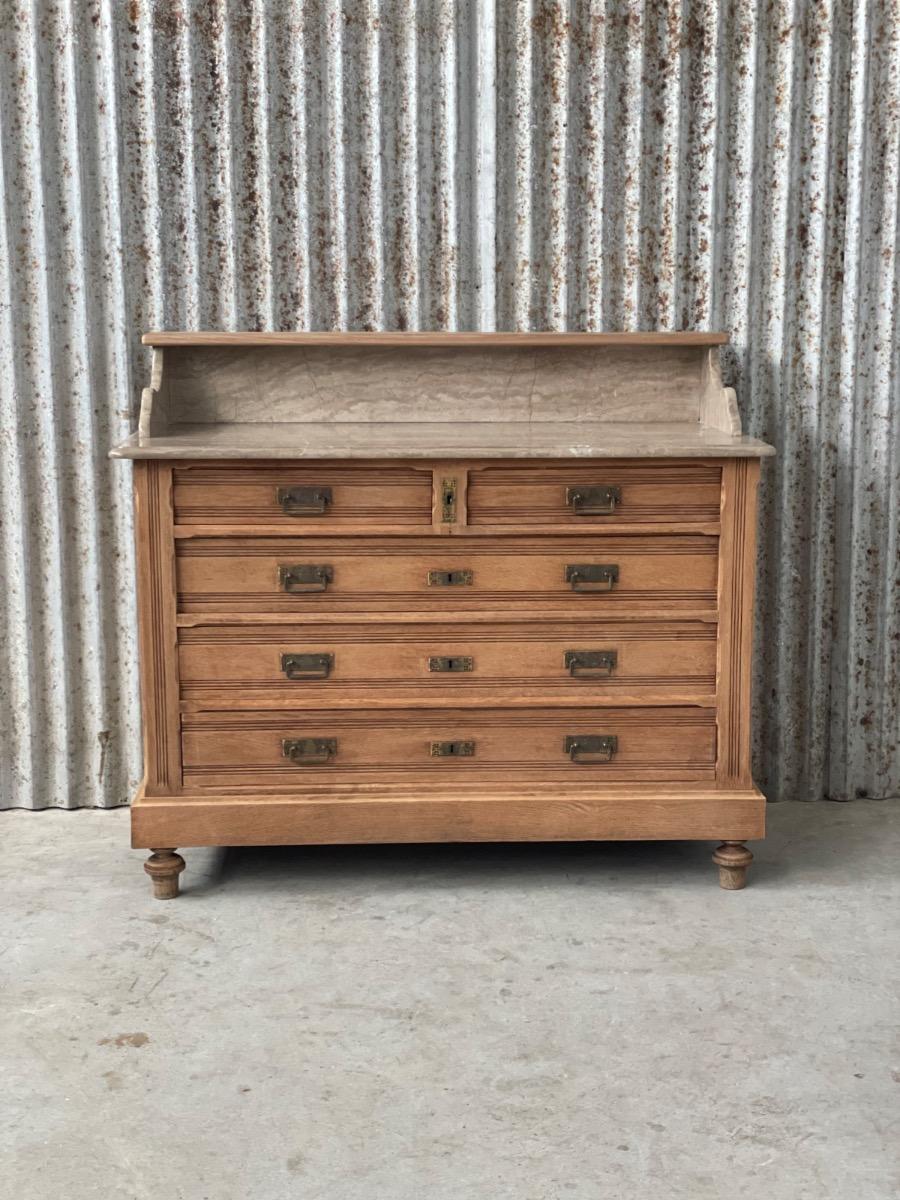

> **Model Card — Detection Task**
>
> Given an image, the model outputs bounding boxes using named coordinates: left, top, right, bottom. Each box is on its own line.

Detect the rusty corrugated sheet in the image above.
left=0, top=1, right=897, bottom=808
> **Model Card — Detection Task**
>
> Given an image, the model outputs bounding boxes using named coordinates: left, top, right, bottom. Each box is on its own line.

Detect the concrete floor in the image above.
left=2, top=802, right=898, bottom=1200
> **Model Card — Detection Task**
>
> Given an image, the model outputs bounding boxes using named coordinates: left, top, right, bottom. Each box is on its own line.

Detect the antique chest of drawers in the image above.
left=111, top=332, right=774, bottom=897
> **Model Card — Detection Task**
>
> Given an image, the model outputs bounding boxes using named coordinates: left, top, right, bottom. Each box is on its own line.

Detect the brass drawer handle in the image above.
left=565, top=735, right=618, bottom=763
left=428, top=656, right=474, bottom=673
left=430, top=740, right=475, bottom=758
left=567, top=485, right=621, bottom=515
left=428, top=569, right=473, bottom=586
left=564, top=650, right=617, bottom=678
left=281, top=653, right=334, bottom=680
left=565, top=564, right=619, bottom=592
left=277, top=485, right=332, bottom=515
left=282, top=737, right=337, bottom=765
left=278, top=564, right=333, bottom=592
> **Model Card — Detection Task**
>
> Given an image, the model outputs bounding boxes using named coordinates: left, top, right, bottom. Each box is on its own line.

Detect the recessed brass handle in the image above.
left=277, top=486, right=332, bottom=515
left=428, top=656, right=474, bottom=673
left=428, top=569, right=473, bottom=586
left=567, top=485, right=621, bottom=515
left=565, top=564, right=619, bottom=592
left=430, top=740, right=475, bottom=757
left=564, top=650, right=617, bottom=678
left=281, top=653, right=334, bottom=680
left=282, top=737, right=337, bottom=765
left=565, top=735, right=617, bottom=763
left=278, top=564, right=333, bottom=592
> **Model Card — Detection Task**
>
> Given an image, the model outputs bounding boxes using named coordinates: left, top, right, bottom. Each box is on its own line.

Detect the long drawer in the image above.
left=466, top=461, right=722, bottom=529
left=182, top=707, right=717, bottom=787
left=176, top=535, right=718, bottom=615
left=172, top=463, right=434, bottom=530
left=178, top=620, right=718, bottom=708
left=170, top=460, right=723, bottom=533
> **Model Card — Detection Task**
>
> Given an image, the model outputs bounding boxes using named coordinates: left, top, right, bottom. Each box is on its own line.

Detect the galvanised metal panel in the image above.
left=0, top=1, right=897, bottom=807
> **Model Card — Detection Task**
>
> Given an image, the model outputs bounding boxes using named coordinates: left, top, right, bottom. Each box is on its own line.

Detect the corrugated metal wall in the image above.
left=1, top=0, right=897, bottom=809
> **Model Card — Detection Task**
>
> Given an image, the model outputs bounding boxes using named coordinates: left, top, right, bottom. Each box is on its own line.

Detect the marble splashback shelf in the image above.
left=111, top=333, right=774, bottom=460
left=111, top=421, right=773, bottom=459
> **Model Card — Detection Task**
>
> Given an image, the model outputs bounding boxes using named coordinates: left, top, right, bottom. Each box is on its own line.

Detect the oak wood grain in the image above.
left=128, top=443, right=766, bottom=886
left=131, top=783, right=765, bottom=847
left=133, top=462, right=182, bottom=794
left=177, top=618, right=718, bottom=709
left=180, top=706, right=716, bottom=787
left=466, top=461, right=722, bottom=528
left=172, top=462, right=435, bottom=531
left=716, top=458, right=761, bottom=784
left=175, top=534, right=719, bottom=616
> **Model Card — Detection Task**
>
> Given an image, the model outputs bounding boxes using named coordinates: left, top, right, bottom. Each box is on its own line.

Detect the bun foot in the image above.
left=712, top=841, right=753, bottom=890
left=144, top=849, right=186, bottom=899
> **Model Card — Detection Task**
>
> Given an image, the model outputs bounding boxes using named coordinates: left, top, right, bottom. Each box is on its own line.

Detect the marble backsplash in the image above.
left=162, top=345, right=706, bottom=425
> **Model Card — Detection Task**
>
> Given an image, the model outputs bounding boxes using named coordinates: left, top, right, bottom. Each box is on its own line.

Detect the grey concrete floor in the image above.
left=2, top=801, right=899, bottom=1200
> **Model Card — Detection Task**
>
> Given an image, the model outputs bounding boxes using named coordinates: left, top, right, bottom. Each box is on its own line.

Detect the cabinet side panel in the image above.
left=133, top=461, right=182, bottom=794
left=716, top=458, right=761, bottom=785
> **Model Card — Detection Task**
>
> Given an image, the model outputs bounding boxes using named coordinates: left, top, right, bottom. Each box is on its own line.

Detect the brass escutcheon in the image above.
left=430, top=740, right=476, bottom=758
left=441, top=477, right=458, bottom=523
left=428, top=569, right=473, bottom=586
left=428, top=656, right=474, bottom=673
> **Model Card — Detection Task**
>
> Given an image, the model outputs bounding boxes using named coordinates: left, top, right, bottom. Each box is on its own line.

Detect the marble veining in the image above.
left=111, top=421, right=776, bottom=459
left=114, top=339, right=775, bottom=460
left=164, top=345, right=704, bottom=425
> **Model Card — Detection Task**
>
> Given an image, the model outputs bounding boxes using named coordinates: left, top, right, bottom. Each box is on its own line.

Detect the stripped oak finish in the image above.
left=131, top=454, right=763, bottom=894
left=121, top=333, right=770, bottom=897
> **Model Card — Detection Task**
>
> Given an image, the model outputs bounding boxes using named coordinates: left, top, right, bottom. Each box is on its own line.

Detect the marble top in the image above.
left=110, top=421, right=775, bottom=459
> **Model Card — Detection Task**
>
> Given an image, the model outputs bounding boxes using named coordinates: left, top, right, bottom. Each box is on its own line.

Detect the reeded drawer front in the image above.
left=176, top=536, right=718, bottom=615
left=172, top=464, right=434, bottom=529
left=178, top=620, right=718, bottom=708
left=466, top=462, right=722, bottom=528
left=182, top=707, right=717, bottom=787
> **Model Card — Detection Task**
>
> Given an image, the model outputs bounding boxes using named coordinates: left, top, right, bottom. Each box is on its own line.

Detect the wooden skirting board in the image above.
left=132, top=785, right=766, bottom=847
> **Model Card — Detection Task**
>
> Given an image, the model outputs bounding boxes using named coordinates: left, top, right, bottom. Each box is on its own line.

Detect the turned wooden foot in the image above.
left=712, top=841, right=753, bottom=890
left=144, top=849, right=185, bottom=899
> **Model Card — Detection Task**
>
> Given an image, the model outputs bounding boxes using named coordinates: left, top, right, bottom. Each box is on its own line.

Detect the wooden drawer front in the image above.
left=466, top=462, right=722, bottom=529
left=172, top=464, right=434, bottom=529
left=176, top=536, right=718, bottom=615
left=178, top=620, right=717, bottom=708
left=182, top=707, right=716, bottom=787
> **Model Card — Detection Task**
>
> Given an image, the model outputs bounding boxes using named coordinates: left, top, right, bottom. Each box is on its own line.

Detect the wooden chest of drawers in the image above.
left=113, top=332, right=773, bottom=897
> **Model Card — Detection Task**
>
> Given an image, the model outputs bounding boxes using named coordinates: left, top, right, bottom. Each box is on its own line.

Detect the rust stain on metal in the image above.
left=0, top=1, right=897, bottom=807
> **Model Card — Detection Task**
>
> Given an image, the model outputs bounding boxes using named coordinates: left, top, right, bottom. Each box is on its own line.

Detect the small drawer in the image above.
left=181, top=706, right=717, bottom=788
left=172, top=463, right=434, bottom=530
left=178, top=619, right=718, bottom=709
left=175, top=535, right=718, bottom=616
left=466, top=462, right=722, bottom=529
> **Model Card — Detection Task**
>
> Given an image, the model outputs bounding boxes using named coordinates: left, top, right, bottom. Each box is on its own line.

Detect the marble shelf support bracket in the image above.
left=699, top=347, right=742, bottom=436
left=138, top=348, right=168, bottom=438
